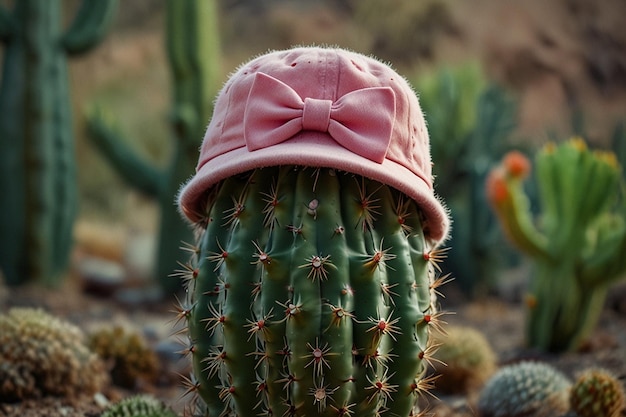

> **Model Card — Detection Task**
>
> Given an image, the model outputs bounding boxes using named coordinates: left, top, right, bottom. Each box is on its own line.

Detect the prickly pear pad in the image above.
left=178, top=166, right=443, bottom=417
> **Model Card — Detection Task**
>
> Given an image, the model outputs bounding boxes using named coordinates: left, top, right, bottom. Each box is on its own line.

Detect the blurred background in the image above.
left=4, top=0, right=626, bottom=300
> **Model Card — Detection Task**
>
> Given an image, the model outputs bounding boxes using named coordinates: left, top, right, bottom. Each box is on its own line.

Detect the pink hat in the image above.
left=178, top=46, right=450, bottom=244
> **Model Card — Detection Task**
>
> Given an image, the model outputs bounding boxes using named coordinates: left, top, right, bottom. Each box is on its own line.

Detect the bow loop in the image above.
left=244, top=72, right=396, bottom=164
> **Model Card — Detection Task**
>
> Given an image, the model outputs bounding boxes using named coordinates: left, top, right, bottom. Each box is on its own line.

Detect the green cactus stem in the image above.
left=176, top=166, right=445, bottom=417
left=486, top=138, right=626, bottom=352
left=0, top=0, right=117, bottom=286
left=86, top=0, right=221, bottom=295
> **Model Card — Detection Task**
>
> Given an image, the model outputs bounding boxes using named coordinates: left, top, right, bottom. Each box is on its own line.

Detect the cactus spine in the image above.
left=178, top=166, right=443, bottom=417
left=486, top=139, right=626, bottom=352
left=87, top=0, right=221, bottom=294
left=0, top=0, right=117, bottom=286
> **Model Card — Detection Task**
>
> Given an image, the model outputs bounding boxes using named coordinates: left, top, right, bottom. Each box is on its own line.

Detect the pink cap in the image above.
left=178, top=47, right=450, bottom=244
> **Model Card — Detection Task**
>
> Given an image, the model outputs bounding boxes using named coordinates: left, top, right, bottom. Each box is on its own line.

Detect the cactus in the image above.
left=570, top=368, right=626, bottom=417
left=428, top=325, right=497, bottom=394
left=176, top=166, right=445, bottom=417
left=86, top=0, right=221, bottom=295
left=101, top=395, right=178, bottom=417
left=0, top=0, right=117, bottom=286
left=0, top=308, right=108, bottom=402
left=486, top=138, right=626, bottom=352
left=477, top=361, right=571, bottom=417
left=88, top=325, right=159, bottom=389
left=416, top=64, right=519, bottom=296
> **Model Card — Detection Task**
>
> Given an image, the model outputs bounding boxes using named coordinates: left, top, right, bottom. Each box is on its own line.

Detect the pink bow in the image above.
left=244, top=72, right=396, bottom=164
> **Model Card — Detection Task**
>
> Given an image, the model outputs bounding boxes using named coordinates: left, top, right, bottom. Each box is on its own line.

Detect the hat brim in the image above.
left=178, top=131, right=449, bottom=244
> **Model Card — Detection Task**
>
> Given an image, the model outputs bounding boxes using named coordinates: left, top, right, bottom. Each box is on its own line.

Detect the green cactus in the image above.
left=486, top=138, right=626, bottom=352
left=86, top=0, right=221, bottom=295
left=570, top=368, right=626, bottom=417
left=176, top=166, right=445, bottom=417
left=88, top=325, right=160, bottom=389
left=428, top=325, right=497, bottom=394
left=0, top=308, right=108, bottom=402
left=416, top=64, right=519, bottom=296
left=477, top=361, right=571, bottom=417
left=101, top=395, right=178, bottom=417
left=0, top=0, right=117, bottom=286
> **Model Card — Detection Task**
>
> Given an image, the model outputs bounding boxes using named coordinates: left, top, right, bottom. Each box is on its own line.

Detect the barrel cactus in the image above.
left=101, top=395, right=178, bottom=417
left=477, top=361, right=571, bottom=417
left=570, top=368, right=626, bottom=417
left=429, top=325, right=497, bottom=393
left=88, top=325, right=159, bottom=389
left=175, top=47, right=450, bottom=416
left=0, top=308, right=108, bottom=402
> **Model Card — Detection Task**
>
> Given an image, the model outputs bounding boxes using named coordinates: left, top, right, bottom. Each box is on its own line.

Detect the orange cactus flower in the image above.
left=502, top=151, right=531, bottom=179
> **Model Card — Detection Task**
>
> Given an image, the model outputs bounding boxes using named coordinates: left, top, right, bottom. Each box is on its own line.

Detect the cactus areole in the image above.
left=176, top=47, right=450, bottom=416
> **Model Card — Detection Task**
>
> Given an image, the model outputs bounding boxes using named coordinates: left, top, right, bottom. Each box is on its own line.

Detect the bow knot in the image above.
left=243, top=72, right=396, bottom=164
left=302, top=97, right=332, bottom=132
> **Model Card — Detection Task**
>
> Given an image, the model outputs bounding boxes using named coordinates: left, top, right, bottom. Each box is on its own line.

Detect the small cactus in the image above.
left=88, top=325, right=159, bottom=389
left=570, top=368, right=626, bottom=417
left=0, top=308, right=107, bottom=402
left=101, top=395, right=178, bottom=417
left=477, top=361, right=571, bottom=417
left=429, top=325, right=497, bottom=393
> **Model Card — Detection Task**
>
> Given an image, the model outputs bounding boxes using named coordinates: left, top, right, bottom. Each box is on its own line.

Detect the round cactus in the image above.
left=0, top=307, right=107, bottom=402
left=88, top=325, right=160, bottom=389
left=477, top=361, right=571, bottom=417
left=101, top=395, right=178, bottom=417
left=570, top=368, right=626, bottom=417
left=429, top=325, right=497, bottom=393
left=176, top=166, right=445, bottom=417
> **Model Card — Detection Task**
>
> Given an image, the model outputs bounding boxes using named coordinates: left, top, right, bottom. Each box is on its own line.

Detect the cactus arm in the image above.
left=85, top=107, right=165, bottom=198
left=166, top=0, right=219, bottom=129
left=580, top=214, right=626, bottom=285
left=486, top=168, right=550, bottom=260
left=61, top=0, right=117, bottom=55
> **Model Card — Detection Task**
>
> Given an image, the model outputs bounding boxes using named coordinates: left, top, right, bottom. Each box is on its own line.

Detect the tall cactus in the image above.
left=177, top=166, right=445, bottom=417
left=486, top=138, right=626, bottom=352
left=416, top=65, right=519, bottom=296
left=86, top=0, right=220, bottom=295
left=0, top=0, right=117, bottom=286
